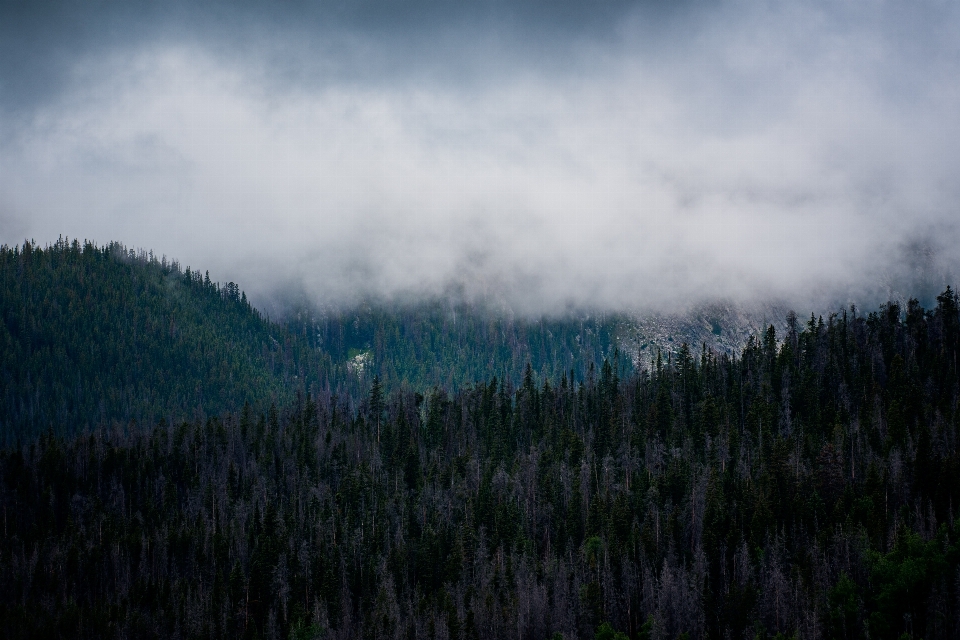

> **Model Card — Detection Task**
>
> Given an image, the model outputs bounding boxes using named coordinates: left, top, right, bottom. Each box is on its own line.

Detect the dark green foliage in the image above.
left=866, top=526, right=960, bottom=639
left=0, top=239, right=630, bottom=441
left=295, top=297, right=631, bottom=395
left=0, top=238, right=333, bottom=440
left=3, top=250, right=960, bottom=638
left=827, top=572, right=859, bottom=639
left=594, top=621, right=629, bottom=640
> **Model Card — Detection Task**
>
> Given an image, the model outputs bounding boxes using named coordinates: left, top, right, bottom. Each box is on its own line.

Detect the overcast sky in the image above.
left=2, top=0, right=959, bottom=314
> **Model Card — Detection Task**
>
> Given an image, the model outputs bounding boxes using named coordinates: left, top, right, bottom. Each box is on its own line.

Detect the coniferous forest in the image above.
left=3, top=241, right=960, bottom=638
left=0, top=239, right=624, bottom=442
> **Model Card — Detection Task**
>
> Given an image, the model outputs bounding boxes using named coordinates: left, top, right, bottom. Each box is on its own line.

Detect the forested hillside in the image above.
left=295, top=301, right=628, bottom=393
left=0, top=240, right=628, bottom=440
left=4, top=290, right=960, bottom=639
left=0, top=239, right=334, bottom=440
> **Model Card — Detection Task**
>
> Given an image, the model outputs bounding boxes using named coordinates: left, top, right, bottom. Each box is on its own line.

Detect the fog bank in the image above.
left=2, top=1, right=958, bottom=315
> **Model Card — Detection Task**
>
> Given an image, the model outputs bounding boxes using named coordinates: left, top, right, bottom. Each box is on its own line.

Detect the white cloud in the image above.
left=2, top=1, right=959, bottom=314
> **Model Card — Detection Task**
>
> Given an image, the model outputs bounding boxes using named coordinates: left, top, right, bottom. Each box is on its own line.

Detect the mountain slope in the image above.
left=0, top=239, right=331, bottom=438
left=0, top=239, right=630, bottom=438
left=295, top=300, right=630, bottom=391
left=4, top=289, right=960, bottom=639
left=0, top=238, right=798, bottom=439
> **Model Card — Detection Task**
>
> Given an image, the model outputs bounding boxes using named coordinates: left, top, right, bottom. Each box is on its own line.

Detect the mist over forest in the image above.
left=4, top=239, right=960, bottom=640
left=4, top=1, right=960, bottom=639
left=3, top=0, right=960, bottom=314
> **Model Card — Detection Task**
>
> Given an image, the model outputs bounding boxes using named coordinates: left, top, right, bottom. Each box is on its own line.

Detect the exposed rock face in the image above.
left=616, top=301, right=793, bottom=370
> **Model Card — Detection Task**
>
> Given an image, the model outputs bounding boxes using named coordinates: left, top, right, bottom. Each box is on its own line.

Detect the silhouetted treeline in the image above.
left=4, top=290, right=960, bottom=639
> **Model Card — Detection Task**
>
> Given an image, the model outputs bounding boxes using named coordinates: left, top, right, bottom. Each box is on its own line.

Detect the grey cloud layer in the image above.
left=1, top=0, right=958, bottom=313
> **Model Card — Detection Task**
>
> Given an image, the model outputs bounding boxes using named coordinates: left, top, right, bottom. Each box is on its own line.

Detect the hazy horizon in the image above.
left=2, top=0, right=958, bottom=315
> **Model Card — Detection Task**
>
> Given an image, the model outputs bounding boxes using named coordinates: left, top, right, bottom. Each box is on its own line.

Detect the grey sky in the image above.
left=1, top=0, right=958, bottom=314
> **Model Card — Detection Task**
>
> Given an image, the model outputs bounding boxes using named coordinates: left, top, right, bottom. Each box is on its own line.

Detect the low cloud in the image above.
left=1, top=1, right=959, bottom=315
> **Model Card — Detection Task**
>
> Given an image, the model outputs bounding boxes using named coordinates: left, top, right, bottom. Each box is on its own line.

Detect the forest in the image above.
left=0, top=239, right=623, bottom=441
left=2, top=240, right=960, bottom=638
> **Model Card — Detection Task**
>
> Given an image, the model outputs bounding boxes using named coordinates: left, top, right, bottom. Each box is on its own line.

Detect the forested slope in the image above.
left=297, top=300, right=628, bottom=393
left=3, top=290, right=960, bottom=639
left=0, top=239, right=629, bottom=439
left=0, top=239, right=332, bottom=439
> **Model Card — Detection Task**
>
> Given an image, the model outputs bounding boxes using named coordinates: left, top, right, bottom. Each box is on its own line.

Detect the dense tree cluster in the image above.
left=0, top=239, right=625, bottom=442
left=301, top=300, right=626, bottom=395
left=0, top=238, right=331, bottom=441
left=3, top=290, right=960, bottom=638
